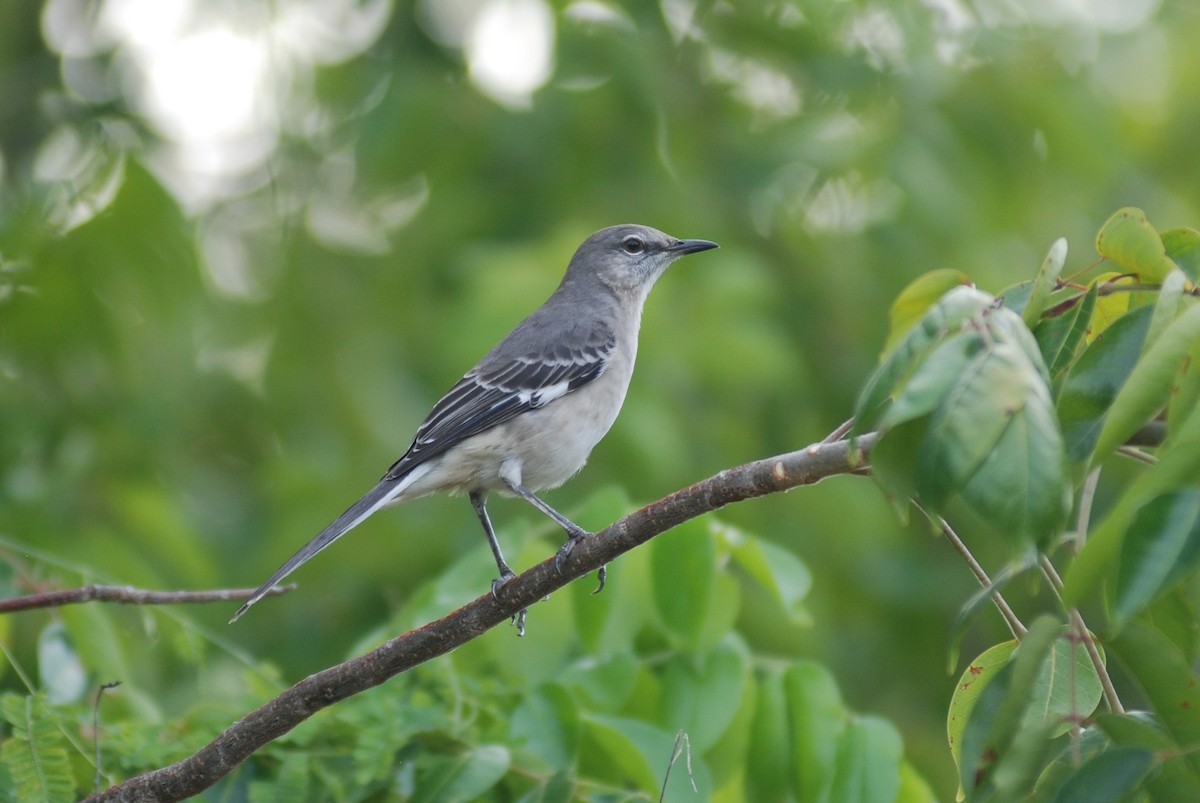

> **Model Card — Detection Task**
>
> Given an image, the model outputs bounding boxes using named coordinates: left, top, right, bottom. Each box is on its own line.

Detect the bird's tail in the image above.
left=230, top=472, right=416, bottom=623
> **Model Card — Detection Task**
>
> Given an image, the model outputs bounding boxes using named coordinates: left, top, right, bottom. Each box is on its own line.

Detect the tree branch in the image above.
left=0, top=584, right=297, bottom=614
left=85, top=432, right=874, bottom=802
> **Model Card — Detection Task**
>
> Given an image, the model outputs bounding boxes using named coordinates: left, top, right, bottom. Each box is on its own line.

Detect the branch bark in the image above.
left=0, top=584, right=296, bottom=614
left=86, top=432, right=874, bottom=802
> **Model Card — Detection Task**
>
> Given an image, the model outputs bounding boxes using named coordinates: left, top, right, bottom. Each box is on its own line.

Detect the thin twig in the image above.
left=1039, top=556, right=1124, bottom=714
left=94, top=682, right=122, bottom=793
left=922, top=507, right=1027, bottom=639
left=0, top=584, right=297, bottom=614
left=1115, top=445, right=1158, bottom=464
left=658, top=730, right=696, bottom=801
left=1048, top=467, right=1125, bottom=713
left=822, top=417, right=856, bottom=444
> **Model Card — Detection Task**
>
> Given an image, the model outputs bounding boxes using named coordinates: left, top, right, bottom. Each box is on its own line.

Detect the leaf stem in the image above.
left=925, top=508, right=1027, bottom=639
left=1038, top=556, right=1124, bottom=714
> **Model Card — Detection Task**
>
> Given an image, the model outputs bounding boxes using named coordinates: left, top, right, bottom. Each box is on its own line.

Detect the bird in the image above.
left=231, top=224, right=718, bottom=628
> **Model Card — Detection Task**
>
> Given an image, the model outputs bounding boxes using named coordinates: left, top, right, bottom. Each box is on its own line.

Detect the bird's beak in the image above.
left=668, top=238, right=719, bottom=255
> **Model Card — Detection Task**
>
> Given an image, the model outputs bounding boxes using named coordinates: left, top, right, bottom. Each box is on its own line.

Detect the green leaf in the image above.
left=828, top=715, right=904, bottom=803
left=955, top=362, right=1069, bottom=545
left=1113, top=488, right=1200, bottom=626
left=703, top=667, right=758, bottom=789
left=1064, top=401, right=1200, bottom=606
left=0, top=694, right=76, bottom=803
left=1110, top=623, right=1200, bottom=778
left=1023, top=237, right=1068, bottom=326
left=249, top=754, right=311, bottom=803
left=878, top=331, right=983, bottom=431
left=1034, top=285, right=1097, bottom=377
left=1096, top=711, right=1200, bottom=798
left=1033, top=724, right=1113, bottom=799
left=1088, top=273, right=1136, bottom=341
left=649, top=516, right=716, bottom=648
left=516, top=770, right=575, bottom=803
left=747, top=670, right=792, bottom=801
left=1048, top=746, right=1155, bottom=803
left=1092, top=301, right=1200, bottom=463
left=1057, top=304, right=1153, bottom=462
left=912, top=326, right=1069, bottom=543
left=510, top=683, right=581, bottom=769
left=658, top=638, right=750, bottom=751
left=853, top=285, right=996, bottom=435
left=1144, top=268, right=1187, bottom=350
left=412, top=744, right=510, bottom=803
left=868, top=416, right=926, bottom=517
left=349, top=693, right=416, bottom=787
left=957, top=616, right=1059, bottom=797
left=997, top=280, right=1034, bottom=316
left=1095, top=207, right=1176, bottom=281
left=571, top=482, right=638, bottom=643
left=785, top=661, right=847, bottom=802
left=725, top=528, right=812, bottom=623
left=947, top=624, right=1100, bottom=786
left=569, top=486, right=636, bottom=654
left=560, top=651, right=640, bottom=712
left=694, top=572, right=742, bottom=654
left=1161, top=227, right=1200, bottom=281
left=1022, top=631, right=1104, bottom=738
left=1167, top=333, right=1200, bottom=435
left=948, top=640, right=1016, bottom=776
left=884, top=269, right=974, bottom=353
left=579, top=714, right=712, bottom=801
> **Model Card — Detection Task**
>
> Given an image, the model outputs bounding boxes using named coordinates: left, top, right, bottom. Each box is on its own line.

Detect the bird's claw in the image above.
left=553, top=540, right=573, bottom=575
left=491, top=569, right=517, bottom=600
left=554, top=532, right=607, bottom=594
left=490, top=571, right=527, bottom=636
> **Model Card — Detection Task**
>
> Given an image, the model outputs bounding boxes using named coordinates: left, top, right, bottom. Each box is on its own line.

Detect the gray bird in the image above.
left=232, top=224, right=718, bottom=627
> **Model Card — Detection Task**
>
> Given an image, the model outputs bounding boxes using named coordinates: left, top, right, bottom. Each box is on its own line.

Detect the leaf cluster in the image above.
left=856, top=208, right=1200, bottom=801
left=0, top=488, right=936, bottom=801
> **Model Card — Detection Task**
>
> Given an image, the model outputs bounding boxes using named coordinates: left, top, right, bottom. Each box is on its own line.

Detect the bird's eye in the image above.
left=621, top=236, right=645, bottom=255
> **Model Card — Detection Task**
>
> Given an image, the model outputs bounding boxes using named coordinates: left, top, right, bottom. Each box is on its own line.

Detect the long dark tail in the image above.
left=230, top=477, right=406, bottom=623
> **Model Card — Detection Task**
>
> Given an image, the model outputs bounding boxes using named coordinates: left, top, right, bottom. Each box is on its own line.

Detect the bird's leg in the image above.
left=470, top=492, right=526, bottom=635
left=470, top=491, right=518, bottom=594
left=501, top=478, right=607, bottom=594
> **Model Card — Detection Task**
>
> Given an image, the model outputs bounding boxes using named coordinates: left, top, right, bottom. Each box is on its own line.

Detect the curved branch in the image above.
left=86, top=432, right=873, bottom=802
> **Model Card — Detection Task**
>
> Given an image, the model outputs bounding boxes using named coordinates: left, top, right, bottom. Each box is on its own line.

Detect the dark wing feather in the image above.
left=383, top=323, right=615, bottom=480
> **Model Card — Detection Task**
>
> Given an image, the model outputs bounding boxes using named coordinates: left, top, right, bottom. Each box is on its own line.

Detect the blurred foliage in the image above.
left=3, top=0, right=1200, bottom=800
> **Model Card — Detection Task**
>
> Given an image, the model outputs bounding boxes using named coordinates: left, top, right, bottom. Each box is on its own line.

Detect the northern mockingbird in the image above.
left=232, top=224, right=718, bottom=627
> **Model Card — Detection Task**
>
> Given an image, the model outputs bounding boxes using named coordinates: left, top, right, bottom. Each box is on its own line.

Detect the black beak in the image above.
left=668, top=238, right=719, bottom=255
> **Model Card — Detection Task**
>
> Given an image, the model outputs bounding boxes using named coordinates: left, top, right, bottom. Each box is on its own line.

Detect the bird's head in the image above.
left=566, top=224, right=718, bottom=298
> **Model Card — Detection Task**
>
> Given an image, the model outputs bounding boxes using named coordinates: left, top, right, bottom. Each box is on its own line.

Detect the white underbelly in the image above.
left=394, top=340, right=637, bottom=498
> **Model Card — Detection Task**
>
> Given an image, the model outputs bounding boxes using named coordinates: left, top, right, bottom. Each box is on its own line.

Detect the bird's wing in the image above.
left=383, top=322, right=616, bottom=480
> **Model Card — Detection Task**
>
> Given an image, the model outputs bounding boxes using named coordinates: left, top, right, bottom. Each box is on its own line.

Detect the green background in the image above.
left=3, top=1, right=1199, bottom=797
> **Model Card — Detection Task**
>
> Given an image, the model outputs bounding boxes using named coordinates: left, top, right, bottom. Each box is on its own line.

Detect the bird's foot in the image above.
left=553, top=533, right=583, bottom=574
left=554, top=531, right=607, bottom=594
left=490, top=570, right=526, bottom=636
left=491, top=568, right=517, bottom=599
